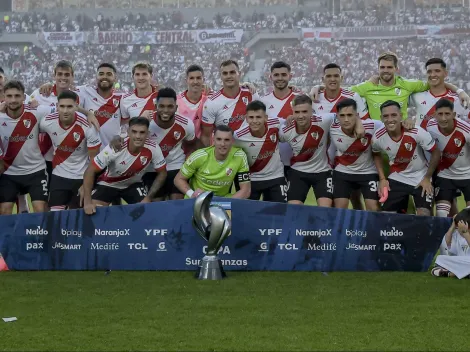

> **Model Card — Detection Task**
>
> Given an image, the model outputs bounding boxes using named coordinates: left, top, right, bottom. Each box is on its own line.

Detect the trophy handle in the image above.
left=192, top=191, right=214, bottom=237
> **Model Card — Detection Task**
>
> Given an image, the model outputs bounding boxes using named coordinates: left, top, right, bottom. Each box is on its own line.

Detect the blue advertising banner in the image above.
left=0, top=199, right=451, bottom=271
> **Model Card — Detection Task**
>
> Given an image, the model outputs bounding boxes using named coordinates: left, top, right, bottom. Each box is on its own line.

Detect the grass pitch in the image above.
left=1, top=271, right=469, bottom=351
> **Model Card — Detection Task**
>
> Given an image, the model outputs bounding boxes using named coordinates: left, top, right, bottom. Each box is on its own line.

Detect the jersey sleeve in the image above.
left=371, top=134, right=382, bottom=153
left=417, top=127, right=436, bottom=152
left=151, top=145, right=166, bottom=172
left=401, top=78, right=429, bottom=94
left=350, top=81, right=371, bottom=98
left=201, top=100, right=217, bottom=127
left=85, top=125, right=102, bottom=150
left=120, top=100, right=130, bottom=120
left=75, top=85, right=87, bottom=108
left=185, top=119, right=196, bottom=142
left=36, top=105, right=56, bottom=121
left=322, top=113, right=336, bottom=129
left=180, top=149, right=207, bottom=179
left=353, top=93, right=369, bottom=119
left=234, top=149, right=250, bottom=183
left=92, top=145, right=114, bottom=171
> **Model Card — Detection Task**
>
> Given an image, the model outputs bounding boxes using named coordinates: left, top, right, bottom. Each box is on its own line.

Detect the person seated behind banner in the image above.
left=174, top=124, right=251, bottom=199
left=432, top=207, right=470, bottom=279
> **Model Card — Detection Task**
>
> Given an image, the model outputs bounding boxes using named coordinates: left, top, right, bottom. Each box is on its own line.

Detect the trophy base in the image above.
left=196, top=255, right=227, bottom=280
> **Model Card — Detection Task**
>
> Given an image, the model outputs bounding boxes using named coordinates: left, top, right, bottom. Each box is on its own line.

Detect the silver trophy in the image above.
left=192, top=191, right=231, bottom=280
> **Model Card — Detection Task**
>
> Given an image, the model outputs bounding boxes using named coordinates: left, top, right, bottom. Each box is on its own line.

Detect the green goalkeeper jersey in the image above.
left=181, top=146, right=250, bottom=197
left=351, top=76, right=429, bottom=120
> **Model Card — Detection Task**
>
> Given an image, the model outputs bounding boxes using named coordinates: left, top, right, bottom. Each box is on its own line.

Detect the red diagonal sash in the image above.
left=291, top=124, right=324, bottom=164
left=390, top=135, right=417, bottom=174
left=52, top=124, right=85, bottom=169
left=438, top=130, right=465, bottom=172
left=4, top=111, right=38, bottom=171
left=336, top=134, right=372, bottom=166
left=250, top=128, right=279, bottom=173
left=98, top=147, right=152, bottom=183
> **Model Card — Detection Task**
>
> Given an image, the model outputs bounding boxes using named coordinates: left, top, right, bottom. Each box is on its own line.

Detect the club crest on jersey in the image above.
left=73, top=132, right=80, bottom=142
left=395, top=88, right=401, bottom=96
left=174, top=131, right=181, bottom=140
left=113, top=98, right=119, bottom=107
left=140, top=156, right=148, bottom=165
left=270, top=134, right=277, bottom=143
left=404, top=142, right=413, bottom=151
left=311, top=131, right=319, bottom=140
left=454, top=138, right=462, bottom=147
left=361, top=137, right=368, bottom=146
left=242, top=97, right=249, bottom=105
left=23, top=119, right=31, bottom=129
left=226, top=168, right=233, bottom=176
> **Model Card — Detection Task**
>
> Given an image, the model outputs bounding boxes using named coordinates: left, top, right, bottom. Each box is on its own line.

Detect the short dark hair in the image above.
left=156, top=87, right=177, bottom=102
left=214, top=124, right=234, bottom=135
left=336, top=98, right=357, bottom=113
left=132, top=62, right=153, bottom=75
left=435, top=98, right=454, bottom=111
left=454, top=207, right=470, bottom=226
left=246, top=100, right=266, bottom=113
left=97, top=62, right=117, bottom=73
left=220, top=60, right=239, bottom=70
left=3, top=80, right=25, bottom=93
left=292, top=94, right=312, bottom=107
left=54, top=60, right=74, bottom=75
left=57, top=90, right=78, bottom=102
left=380, top=100, right=401, bottom=113
left=323, top=63, right=342, bottom=73
left=425, top=58, right=446, bottom=69
left=186, top=64, right=204, bottom=76
left=270, top=61, right=291, bottom=72
left=0, top=67, right=4, bottom=75
left=129, top=116, right=150, bottom=129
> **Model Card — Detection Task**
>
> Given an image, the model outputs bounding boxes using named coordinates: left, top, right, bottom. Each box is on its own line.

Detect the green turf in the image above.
left=0, top=271, right=469, bottom=351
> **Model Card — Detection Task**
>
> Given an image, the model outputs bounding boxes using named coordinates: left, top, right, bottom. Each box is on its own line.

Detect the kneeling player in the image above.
left=426, top=98, right=470, bottom=217
left=280, top=94, right=335, bottom=206
left=372, top=101, right=440, bottom=216
left=82, top=117, right=167, bottom=215
left=40, top=91, right=101, bottom=210
left=234, top=100, right=287, bottom=203
left=331, top=98, right=381, bottom=211
left=174, top=125, right=251, bottom=199
left=432, top=208, right=470, bottom=279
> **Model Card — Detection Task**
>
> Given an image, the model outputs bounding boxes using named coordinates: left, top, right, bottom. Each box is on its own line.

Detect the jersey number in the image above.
left=369, top=181, right=378, bottom=192
left=136, top=187, right=148, bottom=197
left=41, top=179, right=48, bottom=196
left=280, top=184, right=288, bottom=202
left=326, top=177, right=333, bottom=194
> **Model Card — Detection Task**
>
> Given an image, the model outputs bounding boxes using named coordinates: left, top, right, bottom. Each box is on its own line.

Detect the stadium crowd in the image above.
left=2, top=3, right=470, bottom=33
